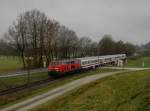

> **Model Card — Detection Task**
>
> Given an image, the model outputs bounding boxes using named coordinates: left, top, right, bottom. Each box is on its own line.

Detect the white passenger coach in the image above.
left=78, top=54, right=126, bottom=69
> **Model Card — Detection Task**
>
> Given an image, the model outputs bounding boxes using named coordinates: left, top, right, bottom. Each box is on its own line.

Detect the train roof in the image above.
left=77, top=54, right=126, bottom=61
left=50, top=54, right=126, bottom=62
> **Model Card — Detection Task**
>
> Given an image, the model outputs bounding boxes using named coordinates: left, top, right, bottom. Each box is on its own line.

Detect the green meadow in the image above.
left=0, top=56, right=23, bottom=73
left=31, top=70, right=150, bottom=111
left=125, top=57, right=150, bottom=67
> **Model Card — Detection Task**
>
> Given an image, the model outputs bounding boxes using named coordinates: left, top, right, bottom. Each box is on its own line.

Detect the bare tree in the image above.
left=98, top=35, right=116, bottom=55
left=78, top=37, right=93, bottom=57
left=8, top=14, right=28, bottom=68
left=23, top=9, right=48, bottom=67
left=57, top=26, right=79, bottom=59
left=44, top=19, right=60, bottom=63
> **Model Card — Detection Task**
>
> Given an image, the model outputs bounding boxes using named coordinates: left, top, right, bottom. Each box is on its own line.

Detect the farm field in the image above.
left=31, top=70, right=150, bottom=111
left=124, top=57, right=150, bottom=68
left=0, top=56, right=23, bottom=73
left=0, top=68, right=118, bottom=108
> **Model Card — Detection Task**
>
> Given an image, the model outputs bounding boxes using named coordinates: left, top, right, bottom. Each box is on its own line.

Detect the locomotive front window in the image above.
left=71, top=61, right=75, bottom=64
left=50, top=61, right=62, bottom=66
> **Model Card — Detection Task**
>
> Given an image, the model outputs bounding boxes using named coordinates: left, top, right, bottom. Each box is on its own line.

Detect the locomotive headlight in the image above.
left=54, top=68, right=59, bottom=70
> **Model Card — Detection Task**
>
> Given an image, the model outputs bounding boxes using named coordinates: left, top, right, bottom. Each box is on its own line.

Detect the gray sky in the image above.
left=0, top=0, right=150, bottom=45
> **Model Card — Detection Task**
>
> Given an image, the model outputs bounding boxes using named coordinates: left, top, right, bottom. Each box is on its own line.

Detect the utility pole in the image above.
left=26, top=57, right=32, bottom=93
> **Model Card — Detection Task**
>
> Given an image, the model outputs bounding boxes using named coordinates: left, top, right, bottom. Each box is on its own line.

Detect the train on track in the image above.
left=48, top=54, right=126, bottom=78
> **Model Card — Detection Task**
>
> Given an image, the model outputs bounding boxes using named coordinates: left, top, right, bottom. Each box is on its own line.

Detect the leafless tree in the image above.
left=8, top=14, right=28, bottom=68
left=44, top=19, right=60, bottom=63
left=57, top=26, right=79, bottom=58
left=78, top=37, right=93, bottom=57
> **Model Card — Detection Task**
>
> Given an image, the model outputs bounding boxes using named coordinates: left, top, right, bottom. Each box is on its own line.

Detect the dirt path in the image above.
left=103, top=67, right=150, bottom=71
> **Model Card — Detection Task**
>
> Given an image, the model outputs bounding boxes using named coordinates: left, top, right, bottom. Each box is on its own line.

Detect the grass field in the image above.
left=124, top=57, right=150, bottom=67
left=31, top=70, right=150, bottom=111
left=0, top=68, right=118, bottom=108
left=0, top=56, right=23, bottom=73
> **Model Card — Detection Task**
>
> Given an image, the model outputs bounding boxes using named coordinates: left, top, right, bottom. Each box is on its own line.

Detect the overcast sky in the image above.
left=0, top=0, right=150, bottom=45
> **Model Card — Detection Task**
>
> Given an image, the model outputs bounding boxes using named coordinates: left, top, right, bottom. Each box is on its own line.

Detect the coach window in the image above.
left=82, top=61, right=86, bottom=65
left=82, top=62, right=84, bottom=65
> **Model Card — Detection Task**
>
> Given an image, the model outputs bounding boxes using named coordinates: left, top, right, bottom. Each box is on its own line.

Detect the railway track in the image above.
left=0, top=78, right=53, bottom=96
left=0, top=72, right=80, bottom=96
left=0, top=68, right=111, bottom=96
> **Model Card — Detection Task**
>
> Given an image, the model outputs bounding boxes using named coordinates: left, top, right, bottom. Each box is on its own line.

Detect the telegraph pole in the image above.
left=26, top=57, right=32, bottom=93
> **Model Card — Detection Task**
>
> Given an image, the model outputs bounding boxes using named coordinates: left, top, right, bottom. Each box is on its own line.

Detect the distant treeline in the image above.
left=0, top=9, right=143, bottom=68
left=0, top=39, right=17, bottom=56
left=137, top=42, right=150, bottom=56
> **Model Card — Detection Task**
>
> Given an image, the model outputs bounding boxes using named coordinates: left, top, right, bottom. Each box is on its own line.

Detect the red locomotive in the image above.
left=48, top=59, right=81, bottom=77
